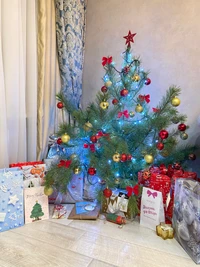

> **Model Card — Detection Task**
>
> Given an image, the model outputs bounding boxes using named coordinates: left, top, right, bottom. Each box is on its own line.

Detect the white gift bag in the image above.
left=140, top=187, right=165, bottom=230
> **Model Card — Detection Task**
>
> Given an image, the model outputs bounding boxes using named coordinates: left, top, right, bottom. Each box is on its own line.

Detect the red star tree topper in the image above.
left=123, top=30, right=136, bottom=47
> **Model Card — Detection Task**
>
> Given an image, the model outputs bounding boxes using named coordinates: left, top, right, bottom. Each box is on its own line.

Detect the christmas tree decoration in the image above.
left=189, top=153, right=196, bottom=160
left=57, top=102, right=64, bottom=109
left=74, top=167, right=81, bottom=174
left=112, top=153, right=121, bottom=162
left=159, top=129, right=169, bottom=140
left=105, top=80, right=112, bottom=87
left=132, top=74, right=140, bottom=82
left=156, top=142, right=164, bottom=150
left=135, top=104, right=143, bottom=113
left=129, top=111, right=135, bottom=117
left=112, top=98, right=119, bottom=105
left=123, top=66, right=130, bottom=74
left=100, top=100, right=109, bottom=110
left=123, top=30, right=136, bottom=47
left=126, top=154, right=132, bottom=161
left=57, top=138, right=62, bottom=145
left=180, top=132, right=188, bottom=140
left=171, top=96, right=180, bottom=107
left=120, top=88, right=129, bottom=96
left=83, top=121, right=93, bottom=131
left=120, top=153, right=127, bottom=162
left=144, top=154, right=154, bottom=164
left=61, top=133, right=70, bottom=143
left=178, top=123, right=187, bottom=131
left=171, top=117, right=180, bottom=124
left=103, top=187, right=112, bottom=198
left=101, top=85, right=108, bottom=93
left=139, top=94, right=150, bottom=103
left=114, top=177, right=121, bottom=185
left=90, top=135, right=98, bottom=143
left=70, top=153, right=78, bottom=160
left=44, top=186, right=54, bottom=196
left=88, top=167, right=96, bottom=176
left=145, top=78, right=151, bottom=85
left=102, top=56, right=112, bottom=66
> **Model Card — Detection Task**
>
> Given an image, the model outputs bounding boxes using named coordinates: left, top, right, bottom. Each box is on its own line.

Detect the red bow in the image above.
left=58, top=160, right=72, bottom=168
left=117, top=110, right=129, bottom=119
left=126, top=184, right=140, bottom=197
left=96, top=131, right=109, bottom=140
left=102, top=56, right=112, bottom=66
left=139, top=94, right=150, bottom=103
left=83, top=143, right=95, bottom=152
left=152, top=107, right=160, bottom=113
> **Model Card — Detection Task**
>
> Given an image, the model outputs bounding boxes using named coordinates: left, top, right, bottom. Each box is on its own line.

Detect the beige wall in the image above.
left=82, top=0, right=200, bottom=148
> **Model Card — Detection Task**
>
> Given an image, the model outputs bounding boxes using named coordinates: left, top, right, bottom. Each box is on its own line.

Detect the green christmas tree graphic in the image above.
left=30, top=201, right=44, bottom=221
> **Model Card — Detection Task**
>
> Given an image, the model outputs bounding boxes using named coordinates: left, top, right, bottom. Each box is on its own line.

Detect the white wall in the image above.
left=82, top=0, right=200, bottom=149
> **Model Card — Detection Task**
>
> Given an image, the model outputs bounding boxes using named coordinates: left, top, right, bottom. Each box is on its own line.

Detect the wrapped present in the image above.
left=173, top=178, right=200, bottom=264
left=9, top=161, right=44, bottom=168
left=156, top=222, right=174, bottom=240
left=52, top=205, right=67, bottom=219
left=0, top=168, right=24, bottom=232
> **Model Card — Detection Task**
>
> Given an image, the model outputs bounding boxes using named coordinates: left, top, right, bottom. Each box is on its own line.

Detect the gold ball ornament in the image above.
left=105, top=80, right=112, bottom=87
left=171, top=97, right=181, bottom=107
left=74, top=167, right=81, bottom=174
left=70, top=153, right=77, bottom=160
left=129, top=111, right=135, bottom=117
left=83, top=121, right=93, bottom=131
left=100, top=101, right=109, bottom=110
left=180, top=132, right=188, bottom=140
left=135, top=104, right=143, bottom=113
left=61, top=133, right=70, bottom=143
left=144, top=154, right=154, bottom=164
left=132, top=74, right=140, bottom=82
left=112, top=152, right=121, bottom=162
left=114, top=177, right=121, bottom=185
left=44, top=186, right=53, bottom=196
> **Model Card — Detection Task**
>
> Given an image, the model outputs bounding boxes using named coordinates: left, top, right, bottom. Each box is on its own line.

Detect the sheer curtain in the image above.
left=0, top=0, right=37, bottom=168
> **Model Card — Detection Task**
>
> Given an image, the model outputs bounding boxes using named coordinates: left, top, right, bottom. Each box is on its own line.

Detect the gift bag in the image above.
left=173, top=179, right=200, bottom=264
left=140, top=187, right=165, bottom=230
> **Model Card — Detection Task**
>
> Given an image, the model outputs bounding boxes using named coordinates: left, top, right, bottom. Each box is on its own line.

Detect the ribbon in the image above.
left=83, top=143, right=95, bottom=152
left=96, top=131, right=110, bottom=140
left=147, top=189, right=157, bottom=198
left=57, top=160, right=72, bottom=168
left=117, top=110, right=130, bottom=119
left=139, top=94, right=150, bottom=103
left=152, top=107, right=160, bottom=113
left=126, top=184, right=140, bottom=197
left=102, top=56, right=112, bottom=66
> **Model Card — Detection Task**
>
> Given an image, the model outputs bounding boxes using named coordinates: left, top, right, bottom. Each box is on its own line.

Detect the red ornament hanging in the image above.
left=120, top=88, right=129, bottom=97
left=101, top=86, right=108, bottom=93
left=120, top=153, right=127, bottom=162
left=159, top=130, right=169, bottom=140
left=178, top=123, right=186, bottom=131
left=156, top=142, right=164, bottom=150
left=57, top=138, right=62, bottom=145
left=126, top=154, right=132, bottom=161
left=123, top=66, right=130, bottom=74
left=57, top=102, right=64, bottom=109
left=112, top=99, right=119, bottom=105
left=103, top=187, right=112, bottom=198
left=90, top=135, right=97, bottom=143
left=145, top=78, right=151, bottom=85
left=88, top=167, right=96, bottom=176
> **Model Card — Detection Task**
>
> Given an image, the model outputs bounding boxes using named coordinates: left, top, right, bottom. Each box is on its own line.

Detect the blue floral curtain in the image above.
left=55, top=0, right=87, bottom=108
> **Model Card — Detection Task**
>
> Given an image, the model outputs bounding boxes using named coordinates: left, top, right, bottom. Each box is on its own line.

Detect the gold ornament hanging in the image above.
left=105, top=80, right=112, bottom=87
left=132, top=74, right=140, bottom=82
left=114, top=177, right=121, bottom=185
left=74, top=167, right=81, bottom=174
left=129, top=111, right=135, bottom=117
left=135, top=104, right=143, bottom=113
left=144, top=154, right=154, bottom=164
left=83, top=121, right=93, bottom=131
left=70, top=154, right=77, bottom=160
left=180, top=132, right=188, bottom=140
left=61, top=133, right=70, bottom=143
left=100, top=100, right=109, bottom=110
left=113, top=152, right=121, bottom=162
left=171, top=97, right=181, bottom=107
left=44, top=186, right=53, bottom=196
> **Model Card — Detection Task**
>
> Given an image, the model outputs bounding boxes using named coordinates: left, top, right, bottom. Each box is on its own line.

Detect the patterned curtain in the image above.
left=55, top=0, right=87, bottom=109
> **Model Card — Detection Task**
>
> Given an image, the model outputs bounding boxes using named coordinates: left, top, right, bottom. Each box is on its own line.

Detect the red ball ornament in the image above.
left=103, top=187, right=112, bottom=198
left=178, top=123, right=186, bottom=131
left=120, top=153, right=127, bottom=162
left=120, top=88, right=129, bottom=97
left=101, top=86, right=108, bottom=93
left=156, top=142, right=164, bottom=150
left=145, top=78, right=151, bottom=85
left=126, top=154, right=132, bottom=161
left=112, top=98, right=119, bottom=105
left=88, top=167, right=96, bottom=176
left=57, top=138, right=62, bottom=145
left=90, top=135, right=97, bottom=143
left=159, top=130, right=169, bottom=140
left=57, top=102, right=64, bottom=109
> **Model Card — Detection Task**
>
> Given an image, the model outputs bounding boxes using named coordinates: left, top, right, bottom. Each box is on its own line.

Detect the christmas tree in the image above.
left=45, top=31, right=194, bottom=207
left=30, top=201, right=44, bottom=221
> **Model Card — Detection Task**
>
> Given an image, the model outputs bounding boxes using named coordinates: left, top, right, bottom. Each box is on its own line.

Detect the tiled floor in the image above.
left=0, top=204, right=197, bottom=267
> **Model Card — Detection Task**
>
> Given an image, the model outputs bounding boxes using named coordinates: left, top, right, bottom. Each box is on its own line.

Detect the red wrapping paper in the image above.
left=9, top=161, right=44, bottom=168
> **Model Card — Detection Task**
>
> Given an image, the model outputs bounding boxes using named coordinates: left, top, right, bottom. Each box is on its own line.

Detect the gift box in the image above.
left=0, top=168, right=24, bottom=232
left=173, top=178, right=200, bottom=264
